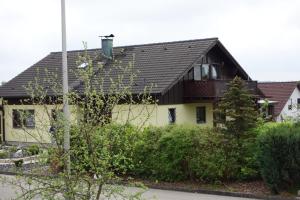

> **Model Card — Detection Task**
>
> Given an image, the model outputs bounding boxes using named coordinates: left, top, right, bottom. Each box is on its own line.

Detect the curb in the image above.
left=0, top=171, right=297, bottom=200
left=141, top=183, right=297, bottom=200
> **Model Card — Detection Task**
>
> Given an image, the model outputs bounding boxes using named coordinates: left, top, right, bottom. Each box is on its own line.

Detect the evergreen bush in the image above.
left=257, top=122, right=300, bottom=194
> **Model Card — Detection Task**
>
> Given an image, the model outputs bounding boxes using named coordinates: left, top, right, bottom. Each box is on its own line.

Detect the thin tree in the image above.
left=3, top=47, right=156, bottom=200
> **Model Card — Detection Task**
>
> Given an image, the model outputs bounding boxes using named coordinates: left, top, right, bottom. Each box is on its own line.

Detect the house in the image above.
left=258, top=82, right=300, bottom=121
left=0, top=37, right=259, bottom=144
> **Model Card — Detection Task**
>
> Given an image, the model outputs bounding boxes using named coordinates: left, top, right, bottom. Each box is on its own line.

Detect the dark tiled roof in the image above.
left=0, top=38, right=219, bottom=98
left=258, top=81, right=300, bottom=116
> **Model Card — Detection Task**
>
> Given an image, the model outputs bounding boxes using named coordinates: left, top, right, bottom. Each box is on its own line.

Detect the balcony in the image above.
left=183, top=80, right=258, bottom=99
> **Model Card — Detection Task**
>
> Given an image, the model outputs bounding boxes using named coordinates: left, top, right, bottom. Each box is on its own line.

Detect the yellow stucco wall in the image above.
left=112, top=103, right=214, bottom=127
left=4, top=104, right=77, bottom=143
left=3, top=102, right=213, bottom=143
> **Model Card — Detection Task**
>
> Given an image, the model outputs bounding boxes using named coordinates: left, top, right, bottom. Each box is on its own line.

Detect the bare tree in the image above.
left=4, top=47, right=156, bottom=200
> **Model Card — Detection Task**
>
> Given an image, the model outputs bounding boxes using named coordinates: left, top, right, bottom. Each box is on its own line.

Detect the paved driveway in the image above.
left=0, top=175, right=257, bottom=200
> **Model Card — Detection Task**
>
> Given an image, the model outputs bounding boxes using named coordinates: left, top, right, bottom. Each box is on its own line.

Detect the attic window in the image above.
left=193, top=64, right=221, bottom=80
left=78, top=62, right=88, bottom=69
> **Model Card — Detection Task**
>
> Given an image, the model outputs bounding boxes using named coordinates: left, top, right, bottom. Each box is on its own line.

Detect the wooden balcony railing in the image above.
left=183, top=80, right=258, bottom=98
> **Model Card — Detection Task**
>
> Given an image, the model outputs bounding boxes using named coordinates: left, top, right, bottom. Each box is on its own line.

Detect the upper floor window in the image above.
left=193, top=64, right=220, bottom=80
left=168, top=108, right=176, bottom=124
left=13, top=109, right=35, bottom=128
left=201, top=64, right=210, bottom=80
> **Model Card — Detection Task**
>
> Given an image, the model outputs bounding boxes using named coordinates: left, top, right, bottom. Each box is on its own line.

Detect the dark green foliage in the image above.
left=131, top=125, right=259, bottom=182
left=25, top=144, right=40, bottom=156
left=215, top=76, right=258, bottom=138
left=257, top=123, right=300, bottom=194
left=14, top=159, right=23, bottom=168
left=214, top=77, right=259, bottom=181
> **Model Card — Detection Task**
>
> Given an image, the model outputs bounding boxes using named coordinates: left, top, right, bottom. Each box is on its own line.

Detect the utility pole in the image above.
left=61, top=0, right=71, bottom=174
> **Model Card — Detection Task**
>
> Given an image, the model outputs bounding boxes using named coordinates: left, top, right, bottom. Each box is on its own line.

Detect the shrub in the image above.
left=25, top=144, right=40, bottom=156
left=8, top=146, right=17, bottom=154
left=48, top=148, right=64, bottom=173
left=257, top=122, right=300, bottom=194
left=70, top=123, right=139, bottom=175
left=14, top=159, right=23, bottom=168
left=132, top=124, right=259, bottom=182
left=0, top=151, right=9, bottom=159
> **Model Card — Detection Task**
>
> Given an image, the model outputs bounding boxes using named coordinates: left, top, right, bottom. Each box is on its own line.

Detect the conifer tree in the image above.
left=215, top=76, right=258, bottom=139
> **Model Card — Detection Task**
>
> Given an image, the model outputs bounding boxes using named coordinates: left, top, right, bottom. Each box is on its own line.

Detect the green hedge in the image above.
left=257, top=122, right=300, bottom=194
left=131, top=125, right=258, bottom=182
left=68, top=123, right=260, bottom=183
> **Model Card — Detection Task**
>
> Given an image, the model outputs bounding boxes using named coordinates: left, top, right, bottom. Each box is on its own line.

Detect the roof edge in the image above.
left=215, top=41, right=251, bottom=80
left=50, top=37, right=219, bottom=54
left=161, top=39, right=219, bottom=95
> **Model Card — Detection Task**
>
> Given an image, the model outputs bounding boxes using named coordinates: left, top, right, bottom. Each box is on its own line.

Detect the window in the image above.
left=288, top=99, right=293, bottom=110
left=168, top=108, right=176, bottom=124
left=193, top=64, right=221, bottom=81
left=201, top=64, right=210, bottom=80
left=12, top=109, right=35, bottom=128
left=210, top=64, right=220, bottom=79
left=298, top=98, right=300, bottom=109
left=193, top=65, right=201, bottom=81
left=196, top=107, right=206, bottom=124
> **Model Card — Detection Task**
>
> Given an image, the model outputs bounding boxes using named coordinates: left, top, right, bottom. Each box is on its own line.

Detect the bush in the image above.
left=257, top=122, right=300, bottom=194
left=70, top=123, right=139, bottom=175
left=67, top=123, right=259, bottom=183
left=25, top=144, right=40, bottom=156
left=0, top=150, right=9, bottom=159
left=14, top=159, right=23, bottom=168
left=132, top=125, right=259, bottom=182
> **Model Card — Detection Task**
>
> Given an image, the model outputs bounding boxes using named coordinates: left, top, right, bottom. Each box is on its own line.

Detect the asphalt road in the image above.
left=0, top=175, right=257, bottom=200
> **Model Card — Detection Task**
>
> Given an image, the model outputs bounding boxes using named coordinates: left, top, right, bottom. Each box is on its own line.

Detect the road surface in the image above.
left=0, top=175, right=257, bottom=200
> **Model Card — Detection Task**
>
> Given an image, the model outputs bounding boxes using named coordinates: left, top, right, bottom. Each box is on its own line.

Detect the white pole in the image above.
left=61, top=0, right=71, bottom=174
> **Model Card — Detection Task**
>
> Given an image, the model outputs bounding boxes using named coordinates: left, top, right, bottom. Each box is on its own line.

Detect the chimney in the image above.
left=100, top=34, right=114, bottom=59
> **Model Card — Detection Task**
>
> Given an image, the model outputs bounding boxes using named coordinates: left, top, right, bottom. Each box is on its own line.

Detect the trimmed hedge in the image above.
left=131, top=125, right=259, bottom=182
left=67, top=123, right=261, bottom=183
left=257, top=122, right=300, bottom=194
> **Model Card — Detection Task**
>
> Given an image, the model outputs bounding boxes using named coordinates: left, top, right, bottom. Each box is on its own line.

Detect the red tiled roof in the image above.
left=258, top=82, right=299, bottom=116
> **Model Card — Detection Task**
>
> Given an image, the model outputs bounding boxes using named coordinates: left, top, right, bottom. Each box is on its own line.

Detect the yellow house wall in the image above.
left=4, top=102, right=213, bottom=143
left=4, top=104, right=77, bottom=143
left=112, top=103, right=214, bottom=127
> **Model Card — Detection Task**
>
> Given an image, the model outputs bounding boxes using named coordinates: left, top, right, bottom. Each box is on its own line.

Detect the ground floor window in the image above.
left=196, top=106, right=206, bottom=124
left=12, top=109, right=35, bottom=128
left=168, top=108, right=176, bottom=124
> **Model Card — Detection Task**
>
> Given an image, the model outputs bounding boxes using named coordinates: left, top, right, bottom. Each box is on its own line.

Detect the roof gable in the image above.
left=258, top=81, right=300, bottom=116
left=0, top=37, right=251, bottom=98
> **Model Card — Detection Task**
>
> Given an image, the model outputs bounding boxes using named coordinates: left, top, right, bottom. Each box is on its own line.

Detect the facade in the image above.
left=258, top=82, right=300, bottom=121
left=0, top=37, right=259, bottom=143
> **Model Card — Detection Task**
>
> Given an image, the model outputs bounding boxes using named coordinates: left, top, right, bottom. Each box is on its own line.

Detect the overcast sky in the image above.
left=0, top=0, right=300, bottom=83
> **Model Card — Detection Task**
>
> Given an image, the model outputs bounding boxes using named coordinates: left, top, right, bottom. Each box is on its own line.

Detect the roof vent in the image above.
left=99, top=34, right=114, bottom=59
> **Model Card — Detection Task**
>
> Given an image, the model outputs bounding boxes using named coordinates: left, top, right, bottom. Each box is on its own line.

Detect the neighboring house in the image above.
left=0, top=37, right=259, bottom=144
left=258, top=82, right=300, bottom=121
